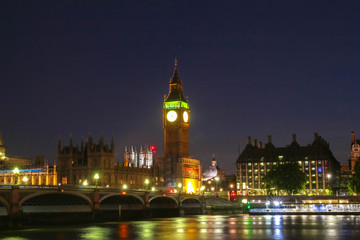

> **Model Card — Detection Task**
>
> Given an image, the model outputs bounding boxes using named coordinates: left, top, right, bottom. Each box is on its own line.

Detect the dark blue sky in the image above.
left=1, top=1, right=359, bottom=173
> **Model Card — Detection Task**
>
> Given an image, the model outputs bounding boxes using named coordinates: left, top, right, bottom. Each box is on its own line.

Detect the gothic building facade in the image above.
left=57, top=135, right=154, bottom=188
left=124, top=145, right=153, bottom=168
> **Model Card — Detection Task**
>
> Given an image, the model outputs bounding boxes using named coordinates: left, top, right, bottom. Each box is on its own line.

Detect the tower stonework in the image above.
left=162, top=60, right=201, bottom=192
left=163, top=60, right=190, bottom=159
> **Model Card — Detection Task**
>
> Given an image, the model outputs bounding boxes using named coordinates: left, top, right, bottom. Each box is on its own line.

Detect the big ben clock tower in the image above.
left=163, top=59, right=190, bottom=159
left=162, top=59, right=201, bottom=191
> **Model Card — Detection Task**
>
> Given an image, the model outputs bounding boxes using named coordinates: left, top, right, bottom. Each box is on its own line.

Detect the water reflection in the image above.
left=2, top=215, right=360, bottom=240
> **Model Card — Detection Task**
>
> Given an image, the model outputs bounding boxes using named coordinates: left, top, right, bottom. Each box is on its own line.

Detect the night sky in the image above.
left=1, top=1, right=360, bottom=174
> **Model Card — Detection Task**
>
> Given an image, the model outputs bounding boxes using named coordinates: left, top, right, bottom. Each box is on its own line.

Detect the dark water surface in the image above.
left=1, top=215, right=360, bottom=240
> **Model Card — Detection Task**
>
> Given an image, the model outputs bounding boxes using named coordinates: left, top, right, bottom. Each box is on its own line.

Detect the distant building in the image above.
left=236, top=133, right=340, bottom=195
left=0, top=133, right=32, bottom=169
left=202, top=155, right=225, bottom=181
left=124, top=145, right=153, bottom=168
left=350, top=131, right=360, bottom=174
left=57, top=135, right=155, bottom=188
left=0, top=166, right=57, bottom=186
left=0, top=134, right=57, bottom=186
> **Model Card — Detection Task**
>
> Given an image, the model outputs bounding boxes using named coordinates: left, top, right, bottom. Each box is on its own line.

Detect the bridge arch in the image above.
left=99, top=193, right=145, bottom=210
left=100, top=193, right=145, bottom=205
left=20, top=191, right=92, bottom=213
left=149, top=196, right=178, bottom=208
left=20, top=191, right=92, bottom=206
left=0, top=196, right=9, bottom=216
left=181, top=197, right=202, bottom=206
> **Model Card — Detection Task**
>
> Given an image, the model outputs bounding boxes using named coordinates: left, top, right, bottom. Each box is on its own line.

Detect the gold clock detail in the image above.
left=167, top=110, right=177, bottom=122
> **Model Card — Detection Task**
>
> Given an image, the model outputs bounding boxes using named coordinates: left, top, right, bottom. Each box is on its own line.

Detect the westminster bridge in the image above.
left=0, top=185, right=238, bottom=227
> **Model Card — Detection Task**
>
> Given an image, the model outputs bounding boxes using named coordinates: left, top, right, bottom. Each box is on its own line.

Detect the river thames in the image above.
left=1, top=215, right=360, bottom=240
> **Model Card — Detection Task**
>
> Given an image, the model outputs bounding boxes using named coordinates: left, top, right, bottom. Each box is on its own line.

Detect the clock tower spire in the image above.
left=161, top=59, right=201, bottom=192
left=163, top=59, right=190, bottom=159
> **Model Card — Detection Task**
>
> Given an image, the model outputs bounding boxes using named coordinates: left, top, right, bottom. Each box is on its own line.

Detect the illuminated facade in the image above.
left=350, top=131, right=360, bottom=174
left=0, top=166, right=57, bottom=186
left=57, top=135, right=155, bottom=188
left=236, top=133, right=340, bottom=195
left=162, top=59, right=201, bottom=192
left=202, top=155, right=225, bottom=181
left=124, top=145, right=153, bottom=168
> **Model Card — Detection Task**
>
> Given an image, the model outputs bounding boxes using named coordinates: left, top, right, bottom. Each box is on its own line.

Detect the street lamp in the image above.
left=145, top=178, right=149, bottom=191
left=122, top=184, right=128, bottom=190
left=13, top=167, right=19, bottom=184
left=178, top=182, right=183, bottom=195
left=214, top=176, right=220, bottom=197
left=22, top=176, right=28, bottom=185
left=94, top=173, right=100, bottom=187
left=83, top=180, right=88, bottom=186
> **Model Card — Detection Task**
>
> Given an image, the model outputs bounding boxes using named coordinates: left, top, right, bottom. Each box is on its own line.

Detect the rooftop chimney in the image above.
left=292, top=134, right=296, bottom=142
left=247, top=136, right=251, bottom=145
left=267, top=135, right=272, bottom=144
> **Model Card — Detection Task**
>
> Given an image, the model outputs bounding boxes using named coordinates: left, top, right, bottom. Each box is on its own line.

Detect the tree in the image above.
left=263, top=162, right=307, bottom=195
left=348, top=161, right=360, bottom=195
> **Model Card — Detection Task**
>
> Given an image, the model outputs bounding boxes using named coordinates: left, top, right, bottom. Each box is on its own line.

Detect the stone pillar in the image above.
left=144, top=191, right=150, bottom=208
left=9, top=185, right=22, bottom=229
left=10, top=186, right=20, bottom=216
left=92, top=189, right=100, bottom=220
left=178, top=195, right=184, bottom=216
left=143, top=191, right=151, bottom=218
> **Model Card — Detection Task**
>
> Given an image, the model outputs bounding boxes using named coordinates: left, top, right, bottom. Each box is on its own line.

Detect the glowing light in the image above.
left=83, top=180, right=88, bottom=186
left=94, top=173, right=99, bottom=180
left=166, top=110, right=177, bottom=122
left=178, top=183, right=182, bottom=188
left=163, top=101, right=189, bottom=110
left=214, top=176, right=220, bottom=181
left=242, top=199, right=248, bottom=204
left=273, top=201, right=280, bottom=207
left=200, top=186, right=205, bottom=191
left=186, top=181, right=194, bottom=194
left=145, top=179, right=149, bottom=185
left=22, top=176, right=28, bottom=182
left=122, top=184, right=128, bottom=189
left=183, top=111, right=189, bottom=122
left=13, top=167, right=19, bottom=174
left=151, top=187, right=156, bottom=191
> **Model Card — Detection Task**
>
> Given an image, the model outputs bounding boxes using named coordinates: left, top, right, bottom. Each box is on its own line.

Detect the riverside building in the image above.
left=236, top=133, right=340, bottom=195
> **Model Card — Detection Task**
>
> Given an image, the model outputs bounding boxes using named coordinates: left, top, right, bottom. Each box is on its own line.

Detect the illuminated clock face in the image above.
left=167, top=110, right=177, bottom=122
left=183, top=111, right=189, bottom=123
